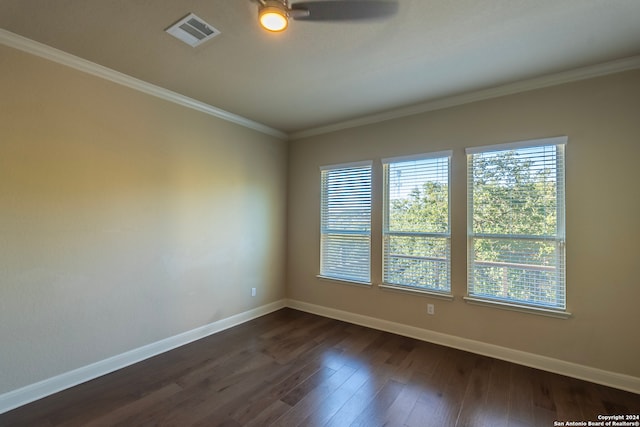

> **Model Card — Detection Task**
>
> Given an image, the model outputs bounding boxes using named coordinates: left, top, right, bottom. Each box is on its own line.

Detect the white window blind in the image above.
left=320, top=162, right=372, bottom=283
left=467, top=137, right=566, bottom=310
left=383, top=152, right=451, bottom=293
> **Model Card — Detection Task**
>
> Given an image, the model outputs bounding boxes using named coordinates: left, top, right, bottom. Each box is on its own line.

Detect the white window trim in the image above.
left=317, top=275, right=372, bottom=287
left=465, top=136, right=567, bottom=155
left=319, top=161, right=373, bottom=284
left=463, top=297, right=572, bottom=319
left=466, top=137, right=567, bottom=313
left=378, top=283, right=454, bottom=300
left=381, top=150, right=453, bottom=164
left=382, top=151, right=452, bottom=294
left=319, top=160, right=373, bottom=171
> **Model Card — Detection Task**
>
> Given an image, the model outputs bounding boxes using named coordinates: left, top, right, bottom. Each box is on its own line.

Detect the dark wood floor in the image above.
left=2, top=308, right=638, bottom=426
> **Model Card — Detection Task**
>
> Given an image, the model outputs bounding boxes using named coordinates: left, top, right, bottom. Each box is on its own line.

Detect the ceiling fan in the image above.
left=254, top=0, right=399, bottom=32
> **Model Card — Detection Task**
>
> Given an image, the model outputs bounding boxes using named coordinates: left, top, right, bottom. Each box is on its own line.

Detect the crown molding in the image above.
left=0, top=29, right=288, bottom=141
left=3, top=28, right=639, bottom=143
left=289, top=55, right=640, bottom=140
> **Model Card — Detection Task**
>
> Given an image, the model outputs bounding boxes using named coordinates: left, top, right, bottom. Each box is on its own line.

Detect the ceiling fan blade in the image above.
left=290, top=0, right=398, bottom=21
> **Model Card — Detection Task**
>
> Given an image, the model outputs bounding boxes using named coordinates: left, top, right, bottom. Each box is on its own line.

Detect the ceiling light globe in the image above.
left=259, top=5, right=288, bottom=32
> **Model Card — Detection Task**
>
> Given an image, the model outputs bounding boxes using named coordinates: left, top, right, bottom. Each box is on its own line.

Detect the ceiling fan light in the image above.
left=259, top=4, right=288, bottom=32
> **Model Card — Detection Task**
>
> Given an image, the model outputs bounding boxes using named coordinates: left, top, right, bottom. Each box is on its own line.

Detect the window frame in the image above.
left=318, top=160, right=373, bottom=285
left=381, top=151, right=453, bottom=296
left=465, top=136, right=568, bottom=317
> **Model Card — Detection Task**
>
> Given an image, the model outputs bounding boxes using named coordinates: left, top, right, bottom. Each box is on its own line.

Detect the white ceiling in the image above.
left=1, top=0, right=640, bottom=135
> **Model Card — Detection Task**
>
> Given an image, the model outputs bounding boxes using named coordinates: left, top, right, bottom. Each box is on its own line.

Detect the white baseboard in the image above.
left=0, top=299, right=286, bottom=415
left=3, top=297, right=637, bottom=415
left=286, top=299, right=640, bottom=395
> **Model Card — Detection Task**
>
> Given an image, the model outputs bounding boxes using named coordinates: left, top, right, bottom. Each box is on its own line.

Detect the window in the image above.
left=382, top=152, right=451, bottom=293
left=320, top=161, right=372, bottom=283
left=467, top=137, right=566, bottom=310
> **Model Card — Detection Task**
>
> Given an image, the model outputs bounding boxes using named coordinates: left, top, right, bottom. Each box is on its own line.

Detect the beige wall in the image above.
left=2, top=39, right=639, bottom=397
left=287, top=70, right=640, bottom=378
left=0, top=45, right=287, bottom=394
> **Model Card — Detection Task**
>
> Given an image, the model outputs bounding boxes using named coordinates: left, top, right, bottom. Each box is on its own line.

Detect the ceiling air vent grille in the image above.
left=166, top=13, right=220, bottom=47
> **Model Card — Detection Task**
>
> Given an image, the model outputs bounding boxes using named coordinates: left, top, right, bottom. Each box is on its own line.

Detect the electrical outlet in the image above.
left=427, top=304, right=434, bottom=315
left=251, top=288, right=256, bottom=297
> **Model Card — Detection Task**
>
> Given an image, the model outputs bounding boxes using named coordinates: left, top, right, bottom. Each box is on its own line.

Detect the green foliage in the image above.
left=385, top=148, right=563, bottom=307
left=389, top=181, right=448, bottom=233
left=471, top=149, right=563, bottom=307
left=472, top=150, right=557, bottom=236
left=385, top=179, right=449, bottom=291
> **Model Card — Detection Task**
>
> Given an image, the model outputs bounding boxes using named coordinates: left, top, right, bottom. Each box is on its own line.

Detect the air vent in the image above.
left=165, top=13, right=220, bottom=47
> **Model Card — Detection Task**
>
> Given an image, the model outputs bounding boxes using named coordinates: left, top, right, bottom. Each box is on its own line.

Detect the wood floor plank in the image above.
left=244, top=400, right=291, bottom=427
left=2, top=308, right=638, bottom=427
left=78, top=383, right=183, bottom=427
left=548, top=373, right=587, bottom=422
left=322, top=357, right=404, bottom=427
left=348, top=379, right=405, bottom=427
left=280, top=367, right=338, bottom=407
left=405, top=398, right=448, bottom=427
left=175, top=359, right=295, bottom=425
left=480, top=358, right=511, bottom=427
left=594, top=381, right=640, bottom=414
left=228, top=357, right=325, bottom=424
left=406, top=359, right=476, bottom=427
left=530, top=370, right=557, bottom=413
left=508, top=364, right=536, bottom=426
left=454, top=355, right=492, bottom=427
left=270, top=364, right=356, bottom=426
left=296, top=363, right=374, bottom=427
left=334, top=327, right=382, bottom=363
left=376, top=372, right=428, bottom=427
left=406, top=346, right=473, bottom=427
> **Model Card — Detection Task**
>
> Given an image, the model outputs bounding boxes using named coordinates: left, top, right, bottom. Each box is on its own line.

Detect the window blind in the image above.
left=467, top=137, right=566, bottom=310
left=320, top=162, right=372, bottom=283
left=382, top=152, right=451, bottom=293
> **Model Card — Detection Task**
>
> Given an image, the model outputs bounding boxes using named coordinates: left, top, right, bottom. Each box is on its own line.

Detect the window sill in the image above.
left=463, top=297, right=571, bottom=319
left=379, top=283, right=454, bottom=301
left=316, top=275, right=372, bottom=288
